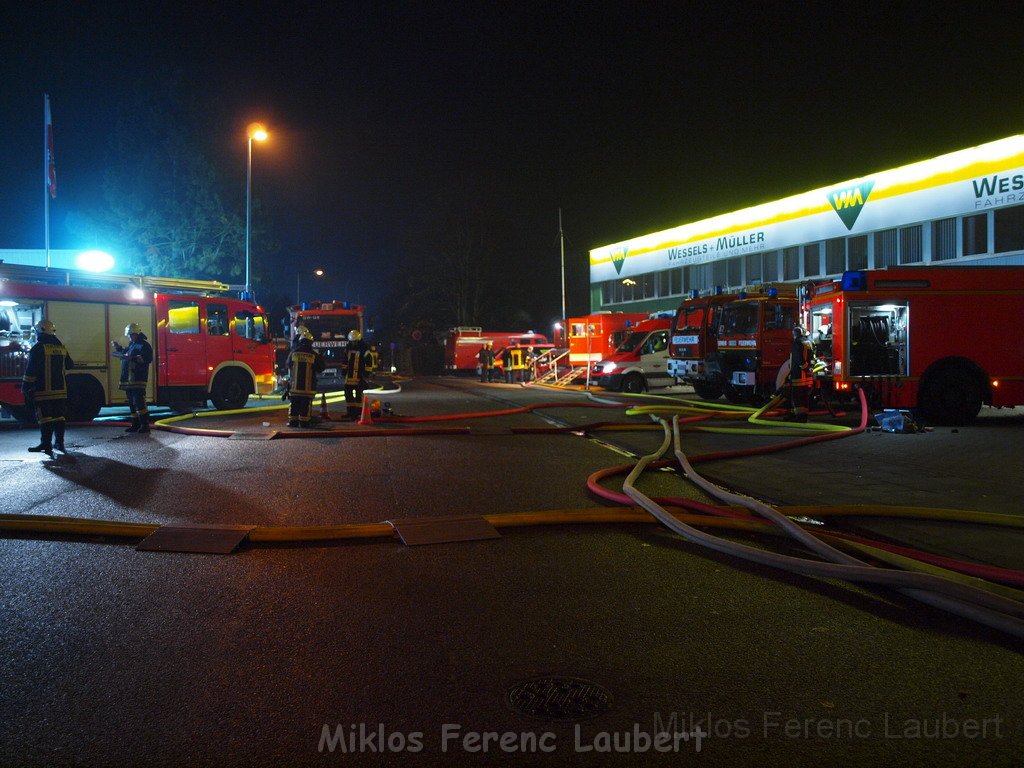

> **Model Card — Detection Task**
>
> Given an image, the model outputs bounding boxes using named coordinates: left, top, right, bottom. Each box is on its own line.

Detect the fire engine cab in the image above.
left=287, top=300, right=365, bottom=390
left=0, top=264, right=276, bottom=421
left=804, top=266, right=1024, bottom=425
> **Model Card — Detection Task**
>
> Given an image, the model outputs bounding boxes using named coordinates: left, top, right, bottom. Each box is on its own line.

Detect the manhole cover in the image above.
left=507, top=677, right=612, bottom=721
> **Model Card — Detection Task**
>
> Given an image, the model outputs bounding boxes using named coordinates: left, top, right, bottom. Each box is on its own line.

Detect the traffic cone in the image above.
left=357, top=394, right=373, bottom=425
left=320, top=392, right=333, bottom=421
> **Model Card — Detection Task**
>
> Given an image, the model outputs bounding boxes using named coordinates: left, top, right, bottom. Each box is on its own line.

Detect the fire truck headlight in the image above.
left=599, top=361, right=616, bottom=373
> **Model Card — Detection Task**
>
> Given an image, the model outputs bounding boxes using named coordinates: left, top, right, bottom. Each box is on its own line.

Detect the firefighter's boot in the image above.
left=125, top=414, right=141, bottom=433
left=137, top=411, right=150, bottom=434
left=28, top=424, right=54, bottom=456
left=54, top=421, right=67, bottom=453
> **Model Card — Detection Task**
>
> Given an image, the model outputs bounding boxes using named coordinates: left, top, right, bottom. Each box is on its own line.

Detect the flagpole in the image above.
left=44, top=94, right=51, bottom=269
left=559, top=208, right=566, bottom=323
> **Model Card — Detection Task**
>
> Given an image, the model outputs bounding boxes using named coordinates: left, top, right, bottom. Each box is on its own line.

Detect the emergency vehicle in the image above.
left=590, top=312, right=674, bottom=392
left=707, top=291, right=800, bottom=403
left=667, top=290, right=739, bottom=399
left=567, top=312, right=648, bottom=366
left=803, top=266, right=1024, bottom=425
left=443, top=327, right=549, bottom=373
left=0, top=264, right=276, bottom=421
left=287, top=300, right=365, bottom=390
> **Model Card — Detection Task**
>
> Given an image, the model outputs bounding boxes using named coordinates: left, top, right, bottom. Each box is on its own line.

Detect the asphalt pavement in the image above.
left=1, top=376, right=1022, bottom=767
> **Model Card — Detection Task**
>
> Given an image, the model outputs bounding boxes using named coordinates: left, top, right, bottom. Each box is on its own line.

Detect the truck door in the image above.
left=160, top=298, right=207, bottom=386
left=231, top=308, right=271, bottom=373
left=640, top=330, right=671, bottom=386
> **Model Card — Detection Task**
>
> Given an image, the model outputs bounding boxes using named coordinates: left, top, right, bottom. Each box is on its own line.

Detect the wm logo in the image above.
left=828, top=180, right=875, bottom=230
left=610, top=247, right=627, bottom=275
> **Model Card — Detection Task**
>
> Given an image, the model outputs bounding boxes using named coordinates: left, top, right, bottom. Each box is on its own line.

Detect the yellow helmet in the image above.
left=125, top=322, right=143, bottom=336
left=35, top=319, right=56, bottom=335
left=295, top=325, right=313, bottom=341
left=348, top=330, right=362, bottom=342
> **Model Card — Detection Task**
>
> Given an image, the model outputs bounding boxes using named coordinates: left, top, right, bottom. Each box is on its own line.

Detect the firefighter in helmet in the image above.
left=112, top=322, right=154, bottom=433
left=787, top=324, right=814, bottom=421
left=478, top=340, right=495, bottom=383
left=22, top=319, right=74, bottom=456
left=286, top=325, right=325, bottom=427
left=344, top=329, right=372, bottom=419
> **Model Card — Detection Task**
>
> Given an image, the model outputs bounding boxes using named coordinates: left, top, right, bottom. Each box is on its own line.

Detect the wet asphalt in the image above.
left=1, top=376, right=1022, bottom=767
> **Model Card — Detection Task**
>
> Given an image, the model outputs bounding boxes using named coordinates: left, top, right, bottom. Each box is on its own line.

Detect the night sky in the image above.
left=4, top=3, right=1023, bottom=325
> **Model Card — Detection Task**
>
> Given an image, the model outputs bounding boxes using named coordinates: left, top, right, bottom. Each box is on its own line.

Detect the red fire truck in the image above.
left=567, top=312, right=648, bottom=366
left=668, top=286, right=798, bottom=403
left=443, top=327, right=549, bottom=373
left=803, top=266, right=1024, bottom=425
left=287, top=300, right=365, bottom=390
left=0, top=264, right=276, bottom=421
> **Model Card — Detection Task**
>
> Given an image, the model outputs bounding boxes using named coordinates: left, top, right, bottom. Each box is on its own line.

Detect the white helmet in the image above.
left=348, top=330, right=363, bottom=342
left=35, top=319, right=56, bottom=335
left=295, top=325, right=313, bottom=341
left=125, top=322, right=143, bottom=336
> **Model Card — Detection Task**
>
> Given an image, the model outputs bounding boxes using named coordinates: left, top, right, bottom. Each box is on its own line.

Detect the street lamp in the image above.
left=245, top=122, right=268, bottom=295
left=297, top=268, right=325, bottom=304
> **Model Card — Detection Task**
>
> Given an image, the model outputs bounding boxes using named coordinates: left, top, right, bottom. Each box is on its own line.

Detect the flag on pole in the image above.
left=44, top=94, right=57, bottom=199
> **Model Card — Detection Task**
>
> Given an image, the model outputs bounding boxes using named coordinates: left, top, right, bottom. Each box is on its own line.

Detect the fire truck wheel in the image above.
left=692, top=381, right=723, bottom=401
left=210, top=370, right=250, bottom=411
left=66, top=375, right=104, bottom=422
left=918, top=368, right=983, bottom=426
left=723, top=384, right=749, bottom=405
left=620, top=373, right=645, bottom=393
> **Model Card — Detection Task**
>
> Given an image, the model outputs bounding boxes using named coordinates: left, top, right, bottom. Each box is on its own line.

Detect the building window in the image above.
left=825, top=238, right=845, bottom=275
left=745, top=252, right=762, bottom=284
left=687, top=263, right=710, bottom=293
left=712, top=259, right=728, bottom=289
left=670, top=267, right=683, bottom=295
left=727, top=257, right=741, bottom=288
left=658, top=271, right=670, bottom=297
left=900, top=224, right=923, bottom=263
left=803, top=243, right=821, bottom=277
left=994, top=204, right=1024, bottom=254
left=963, top=213, right=988, bottom=256
left=932, top=218, right=956, bottom=261
left=848, top=235, right=868, bottom=271
left=763, top=250, right=778, bottom=283
left=783, top=247, right=800, bottom=280
left=874, top=229, right=897, bottom=267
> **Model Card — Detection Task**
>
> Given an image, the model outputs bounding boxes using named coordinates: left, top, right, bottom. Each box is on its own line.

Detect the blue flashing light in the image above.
left=624, top=320, right=633, bottom=328
left=738, top=291, right=747, bottom=299
left=75, top=250, right=115, bottom=272
left=767, top=287, right=778, bottom=298
left=841, top=271, right=868, bottom=291
left=301, top=302, right=310, bottom=310
left=714, top=286, right=724, bottom=295
left=689, top=289, right=700, bottom=300
left=342, top=301, right=351, bottom=309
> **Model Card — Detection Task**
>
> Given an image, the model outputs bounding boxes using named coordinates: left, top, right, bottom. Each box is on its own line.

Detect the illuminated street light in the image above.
left=297, top=268, right=325, bottom=304
left=245, top=122, right=268, bottom=295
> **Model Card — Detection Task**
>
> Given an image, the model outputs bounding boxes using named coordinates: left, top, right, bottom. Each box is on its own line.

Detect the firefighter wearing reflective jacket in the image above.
left=344, top=330, right=372, bottom=418
left=112, top=322, right=153, bottom=433
left=287, top=326, right=325, bottom=427
left=22, top=319, right=74, bottom=456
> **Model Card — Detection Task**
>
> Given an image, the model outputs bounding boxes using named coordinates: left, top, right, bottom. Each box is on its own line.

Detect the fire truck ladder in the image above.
left=0, top=263, right=233, bottom=296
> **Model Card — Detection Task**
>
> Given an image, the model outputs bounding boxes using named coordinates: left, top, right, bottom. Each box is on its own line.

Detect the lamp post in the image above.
left=297, top=268, right=325, bottom=305
left=245, top=122, right=268, bottom=295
